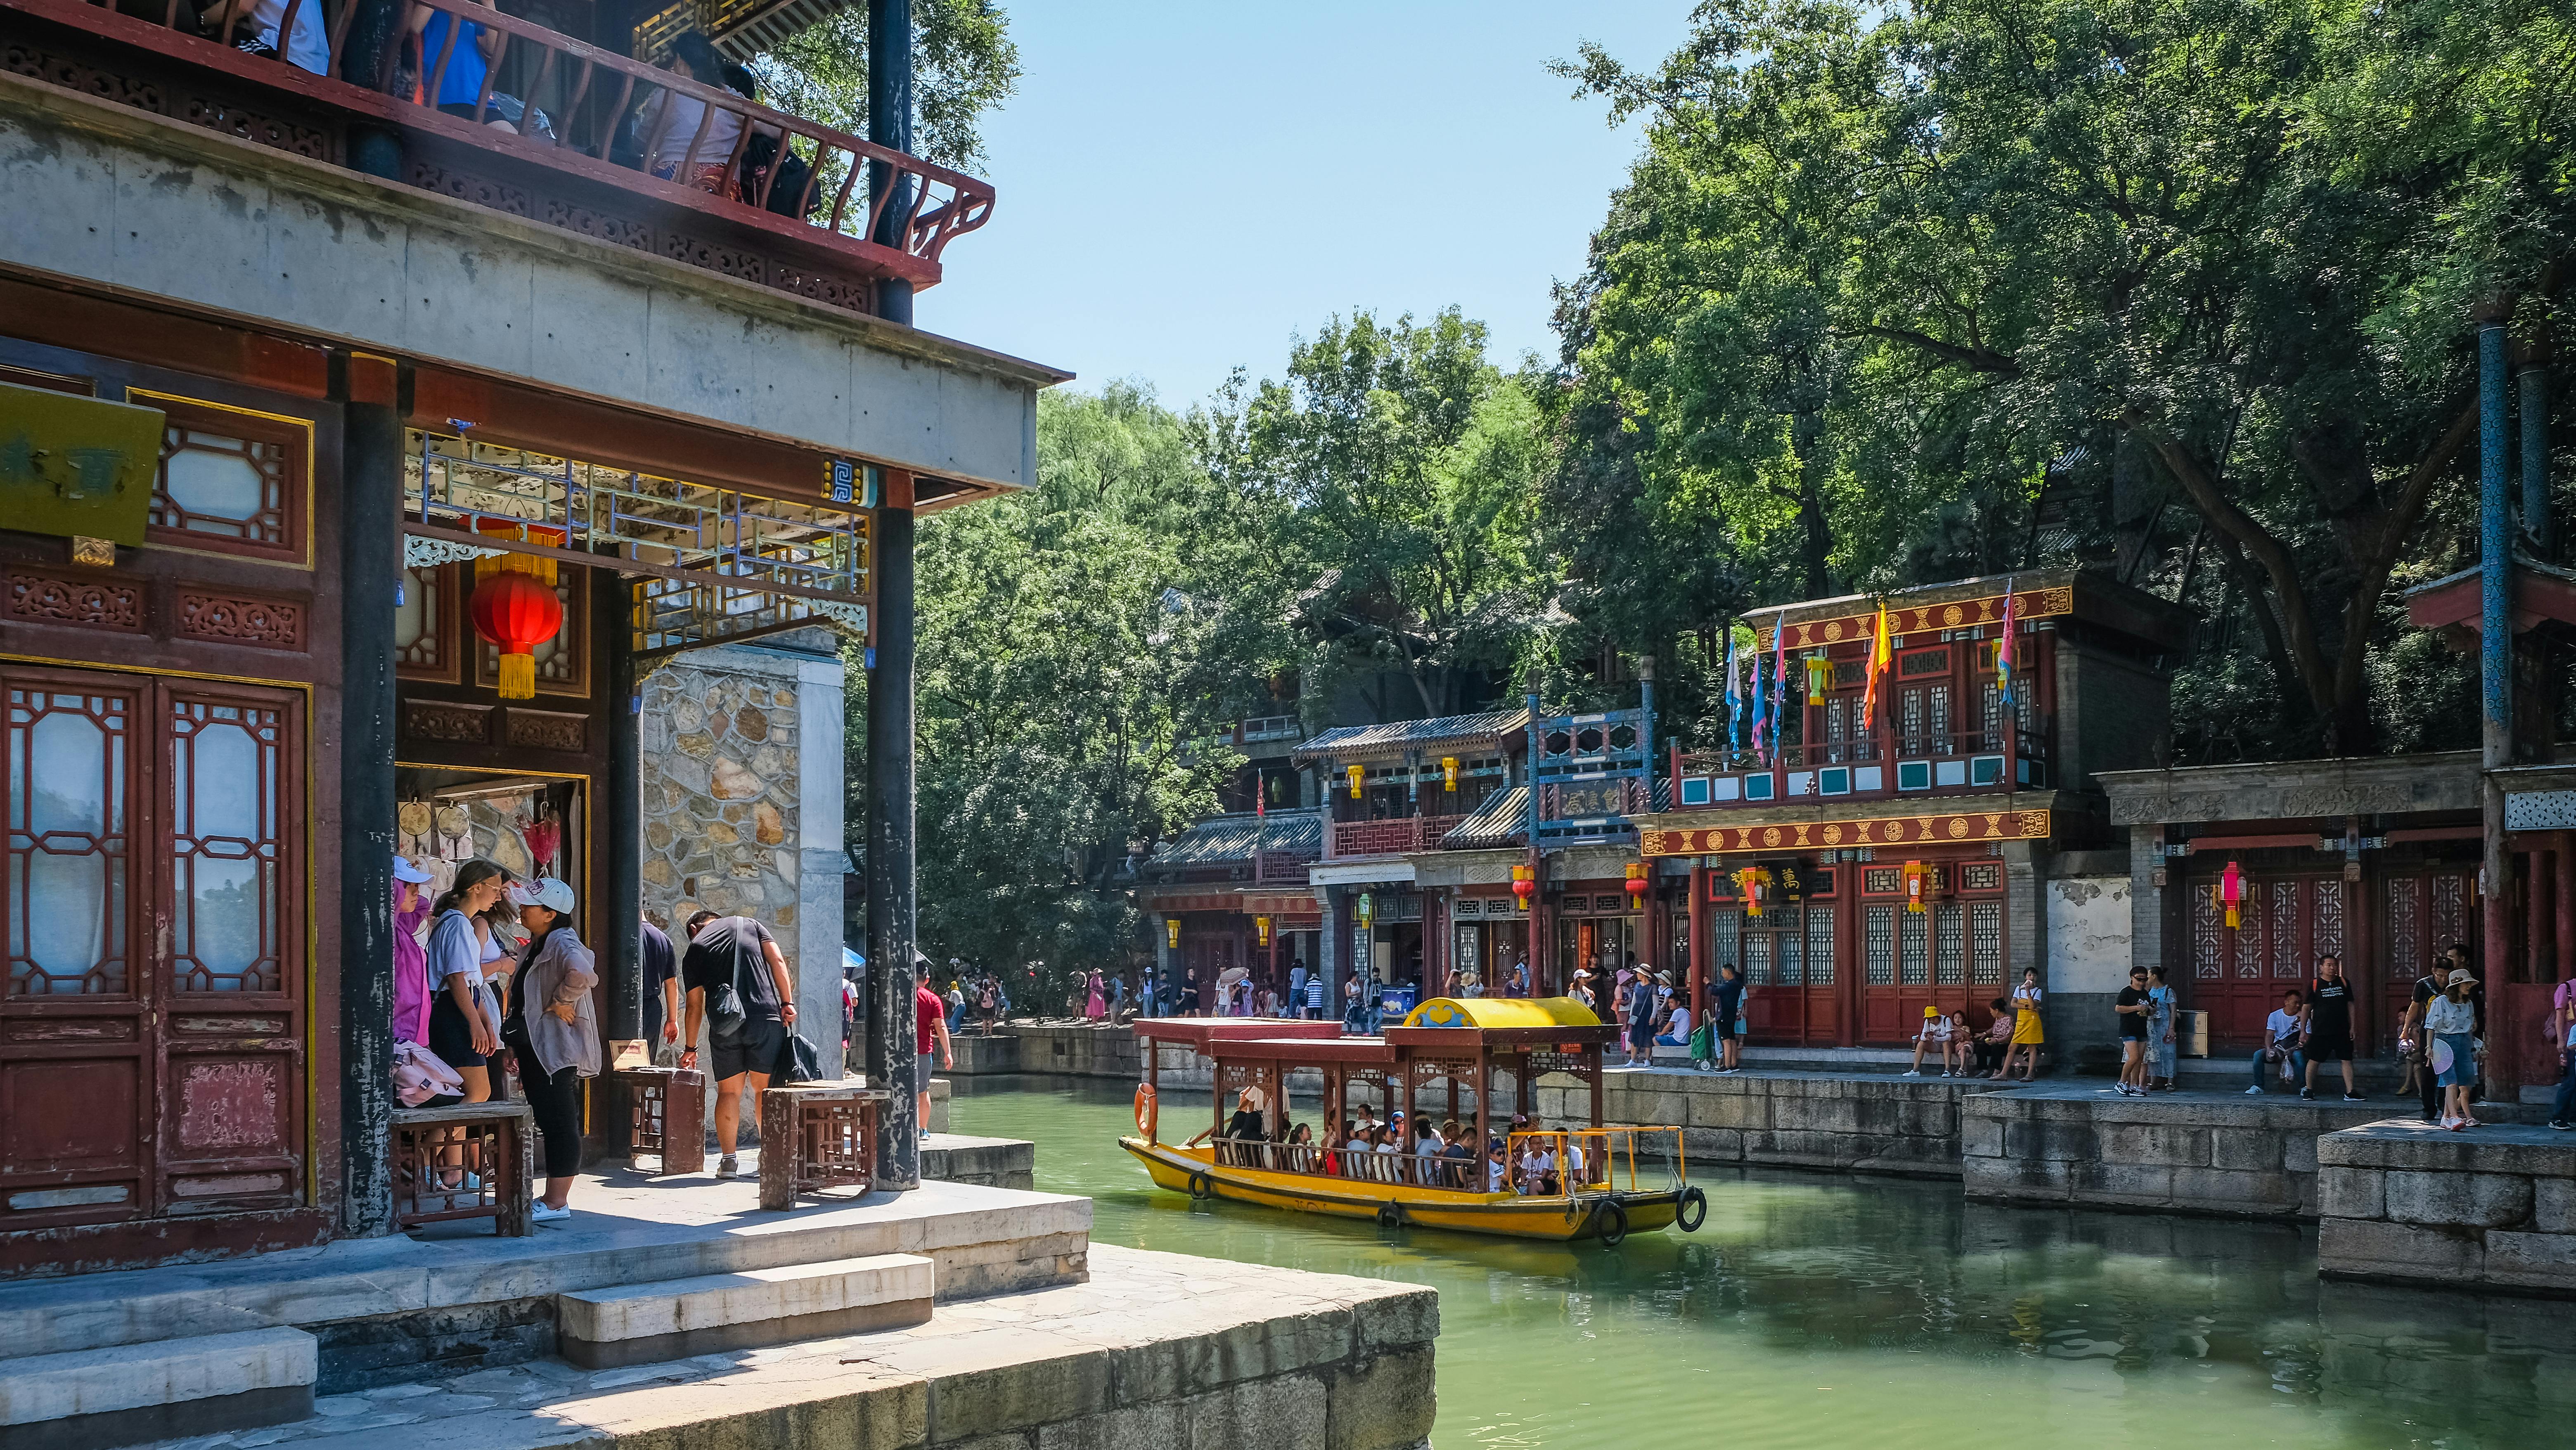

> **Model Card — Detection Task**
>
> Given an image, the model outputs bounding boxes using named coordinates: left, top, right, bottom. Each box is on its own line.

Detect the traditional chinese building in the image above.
left=0, top=0, right=1058, bottom=1278
left=1636, top=569, right=2191, bottom=1050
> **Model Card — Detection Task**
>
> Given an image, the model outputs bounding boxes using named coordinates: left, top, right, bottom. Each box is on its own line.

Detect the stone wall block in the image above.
left=2321, top=1213, right=2487, bottom=1286
left=2070, top=1160, right=2173, bottom=1203
left=1680, top=1128, right=1744, bottom=1163
left=1180, top=1370, right=1330, bottom=1450
left=2319, top=1166, right=2387, bottom=1222
left=2212, top=1130, right=2287, bottom=1173
left=2469, top=1173, right=2537, bottom=1228
left=924, top=1344, right=1113, bottom=1444
left=1352, top=1287, right=1440, bottom=1351
left=2384, top=1170, right=2476, bottom=1226
left=2102, top=1123, right=2212, bottom=1168
left=2168, top=1166, right=2287, bottom=1213
left=2535, top=1176, right=2576, bottom=1234
left=1959, top=1111, right=2006, bottom=1159
left=1032, top=1399, right=1184, bottom=1450
left=1326, top=1346, right=1438, bottom=1450
left=2481, top=1231, right=2576, bottom=1294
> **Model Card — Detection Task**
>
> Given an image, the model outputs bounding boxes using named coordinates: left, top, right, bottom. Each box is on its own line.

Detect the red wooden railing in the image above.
left=1330, top=813, right=1469, bottom=858
left=35, top=0, right=994, bottom=272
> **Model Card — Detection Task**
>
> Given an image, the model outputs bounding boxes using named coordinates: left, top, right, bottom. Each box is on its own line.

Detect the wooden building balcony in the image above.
left=4, top=0, right=994, bottom=317
left=1672, top=725, right=2050, bottom=810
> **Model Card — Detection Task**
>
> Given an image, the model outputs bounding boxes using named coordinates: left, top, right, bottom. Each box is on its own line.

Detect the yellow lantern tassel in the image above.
left=497, top=650, right=537, bottom=701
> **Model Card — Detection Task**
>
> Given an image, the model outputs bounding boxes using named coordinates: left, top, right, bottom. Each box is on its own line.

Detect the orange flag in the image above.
left=1859, top=599, right=1892, bottom=730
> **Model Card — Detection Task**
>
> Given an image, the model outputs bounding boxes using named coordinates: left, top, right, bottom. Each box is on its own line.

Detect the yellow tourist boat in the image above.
left=1122, top=996, right=1702, bottom=1244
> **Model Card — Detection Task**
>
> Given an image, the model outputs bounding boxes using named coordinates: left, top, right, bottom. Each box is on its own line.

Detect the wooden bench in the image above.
left=390, top=1102, right=535, bottom=1236
left=613, top=1066, right=706, bottom=1176
left=756, top=1084, right=890, bottom=1210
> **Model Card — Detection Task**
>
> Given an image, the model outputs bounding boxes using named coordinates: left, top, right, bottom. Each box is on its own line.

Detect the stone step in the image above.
left=0, top=1327, right=315, bottom=1450
left=556, top=1253, right=933, bottom=1370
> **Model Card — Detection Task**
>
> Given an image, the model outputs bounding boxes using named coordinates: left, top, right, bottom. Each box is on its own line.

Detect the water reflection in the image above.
left=953, top=1073, right=2564, bottom=1449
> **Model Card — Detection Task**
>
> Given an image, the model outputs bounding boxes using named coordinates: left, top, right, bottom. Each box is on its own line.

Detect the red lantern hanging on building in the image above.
left=1734, top=865, right=1769, bottom=917
left=2218, top=860, right=2244, bottom=929
left=1903, top=860, right=1928, bottom=914
left=1625, top=861, right=1649, bottom=907
left=470, top=569, right=563, bottom=701
left=1511, top=864, right=1536, bottom=904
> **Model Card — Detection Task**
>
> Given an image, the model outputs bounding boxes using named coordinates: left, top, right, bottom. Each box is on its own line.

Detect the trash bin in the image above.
left=2178, top=1009, right=2209, bottom=1058
left=1377, top=985, right=1419, bottom=1021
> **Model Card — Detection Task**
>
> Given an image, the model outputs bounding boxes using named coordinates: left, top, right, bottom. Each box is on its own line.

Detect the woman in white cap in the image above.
left=2424, top=966, right=2483, bottom=1130
left=503, top=877, right=597, bottom=1220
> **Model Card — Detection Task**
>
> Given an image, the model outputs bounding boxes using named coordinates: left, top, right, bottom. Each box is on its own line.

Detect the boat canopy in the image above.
left=1401, top=995, right=1603, bottom=1031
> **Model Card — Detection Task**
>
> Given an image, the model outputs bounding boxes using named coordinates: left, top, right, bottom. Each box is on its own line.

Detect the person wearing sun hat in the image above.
left=502, top=876, right=596, bottom=1220
left=1904, top=1004, right=1958, bottom=1077
left=2423, top=965, right=2483, bottom=1130
left=391, top=855, right=437, bottom=1047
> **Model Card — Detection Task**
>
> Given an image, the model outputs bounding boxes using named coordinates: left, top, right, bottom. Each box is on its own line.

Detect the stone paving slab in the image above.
left=114, top=1244, right=1440, bottom=1450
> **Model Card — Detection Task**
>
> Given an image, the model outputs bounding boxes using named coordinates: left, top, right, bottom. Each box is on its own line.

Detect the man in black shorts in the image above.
left=2301, top=952, right=2362, bottom=1101
left=1711, top=964, right=1745, bottom=1073
left=679, top=910, right=798, bottom=1179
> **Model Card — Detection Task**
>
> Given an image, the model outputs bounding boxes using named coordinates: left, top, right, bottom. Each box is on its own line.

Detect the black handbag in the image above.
left=774, top=1029, right=823, bottom=1083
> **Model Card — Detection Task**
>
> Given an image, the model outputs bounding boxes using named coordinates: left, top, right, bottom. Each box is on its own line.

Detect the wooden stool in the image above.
left=391, top=1102, right=535, bottom=1235
left=614, top=1066, right=705, bottom=1175
left=756, top=1084, right=890, bottom=1210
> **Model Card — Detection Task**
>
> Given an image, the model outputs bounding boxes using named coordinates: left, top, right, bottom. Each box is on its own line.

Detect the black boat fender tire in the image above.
left=1676, top=1185, right=1707, bottom=1232
left=1186, top=1172, right=1213, bottom=1200
left=1595, top=1197, right=1630, bottom=1247
left=1378, top=1201, right=1406, bottom=1229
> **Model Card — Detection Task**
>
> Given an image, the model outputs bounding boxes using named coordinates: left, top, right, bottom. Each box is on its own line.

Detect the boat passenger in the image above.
left=1411, top=1119, right=1443, bottom=1185
left=1373, top=1124, right=1402, bottom=1180
left=1440, top=1120, right=1475, bottom=1188
left=1486, top=1138, right=1510, bottom=1192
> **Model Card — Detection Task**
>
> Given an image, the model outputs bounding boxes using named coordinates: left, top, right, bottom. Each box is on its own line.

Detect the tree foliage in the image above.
left=1552, top=0, right=2575, bottom=758
left=755, top=0, right=1020, bottom=172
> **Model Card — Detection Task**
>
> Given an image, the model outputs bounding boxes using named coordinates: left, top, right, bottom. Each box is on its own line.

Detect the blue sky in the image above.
left=914, top=2, right=1695, bottom=410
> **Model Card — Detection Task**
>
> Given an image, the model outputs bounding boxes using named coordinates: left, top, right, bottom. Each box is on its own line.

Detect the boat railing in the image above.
left=1211, top=1136, right=1487, bottom=1191
left=1506, top=1128, right=1687, bottom=1195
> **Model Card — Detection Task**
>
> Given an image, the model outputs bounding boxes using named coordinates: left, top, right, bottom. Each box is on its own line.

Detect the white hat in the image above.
left=511, top=876, right=576, bottom=914
left=392, top=854, right=434, bottom=884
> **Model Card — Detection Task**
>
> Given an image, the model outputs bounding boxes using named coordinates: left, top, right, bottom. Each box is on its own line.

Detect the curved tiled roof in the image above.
left=1143, top=810, right=1322, bottom=869
left=1290, top=708, right=1530, bottom=765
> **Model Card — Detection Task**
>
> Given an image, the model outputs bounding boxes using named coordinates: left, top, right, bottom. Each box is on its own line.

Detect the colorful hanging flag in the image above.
left=1997, top=576, right=2020, bottom=713
left=1749, top=630, right=1769, bottom=762
left=1875, top=602, right=1896, bottom=737
left=1725, top=629, right=1743, bottom=760
left=1768, top=617, right=1788, bottom=754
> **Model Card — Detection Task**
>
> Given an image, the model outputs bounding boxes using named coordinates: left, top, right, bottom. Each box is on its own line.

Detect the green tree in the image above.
left=753, top=0, right=1020, bottom=171
left=1556, top=0, right=2574, bottom=757
left=858, top=387, right=1253, bottom=977
left=1202, top=309, right=1551, bottom=721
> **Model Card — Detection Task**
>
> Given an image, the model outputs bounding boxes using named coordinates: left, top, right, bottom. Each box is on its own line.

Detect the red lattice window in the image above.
left=168, top=696, right=284, bottom=993
left=1864, top=867, right=1902, bottom=895
left=134, top=393, right=310, bottom=566
left=1899, top=905, right=1929, bottom=985
left=1934, top=901, right=1964, bottom=984
left=1776, top=905, right=1804, bottom=987
left=1960, top=862, right=2003, bottom=892
left=2385, top=877, right=2422, bottom=979
left=6, top=686, right=132, bottom=997
left=2430, top=874, right=2468, bottom=959
left=1806, top=905, right=1835, bottom=986
left=2192, top=886, right=2225, bottom=980
left=1707, top=907, right=1741, bottom=976
left=2236, top=881, right=2265, bottom=979
left=1969, top=899, right=2002, bottom=983
left=1865, top=904, right=1896, bottom=985
left=2271, top=879, right=2304, bottom=978
left=1929, top=685, right=1951, bottom=749
left=2312, top=879, right=2345, bottom=962
left=1745, top=930, right=1773, bottom=986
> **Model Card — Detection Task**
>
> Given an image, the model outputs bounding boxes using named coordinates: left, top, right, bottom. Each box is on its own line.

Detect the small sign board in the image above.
left=0, top=382, right=163, bottom=546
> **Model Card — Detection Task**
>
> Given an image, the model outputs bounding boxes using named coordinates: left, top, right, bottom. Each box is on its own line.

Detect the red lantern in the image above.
left=1625, top=862, right=1649, bottom=906
left=2219, top=860, right=2244, bottom=929
left=1511, top=865, right=1536, bottom=903
left=1904, top=860, right=1927, bottom=914
left=470, top=570, right=563, bottom=701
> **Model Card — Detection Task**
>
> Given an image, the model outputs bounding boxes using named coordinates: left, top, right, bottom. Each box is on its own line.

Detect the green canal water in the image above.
left=952, top=1076, right=2564, bottom=1450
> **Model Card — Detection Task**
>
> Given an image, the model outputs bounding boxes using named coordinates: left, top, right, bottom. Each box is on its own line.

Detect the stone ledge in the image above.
left=111, top=1245, right=1438, bottom=1450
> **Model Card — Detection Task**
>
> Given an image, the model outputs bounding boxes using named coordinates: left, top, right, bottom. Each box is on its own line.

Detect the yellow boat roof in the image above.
left=1402, top=995, right=1603, bottom=1030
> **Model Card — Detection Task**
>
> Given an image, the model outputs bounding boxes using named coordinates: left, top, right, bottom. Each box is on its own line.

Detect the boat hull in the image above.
left=1120, top=1137, right=1682, bottom=1242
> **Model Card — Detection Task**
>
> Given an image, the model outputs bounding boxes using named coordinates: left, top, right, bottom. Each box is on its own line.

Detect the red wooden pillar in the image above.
left=2529, top=845, right=2552, bottom=983
left=1688, top=862, right=1710, bottom=1030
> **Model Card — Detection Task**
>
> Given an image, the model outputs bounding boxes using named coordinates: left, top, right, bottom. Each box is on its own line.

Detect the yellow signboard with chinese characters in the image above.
left=0, top=383, right=163, bottom=547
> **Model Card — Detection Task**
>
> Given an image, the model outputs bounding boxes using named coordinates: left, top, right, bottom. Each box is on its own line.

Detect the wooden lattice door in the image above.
left=2, top=665, right=306, bottom=1237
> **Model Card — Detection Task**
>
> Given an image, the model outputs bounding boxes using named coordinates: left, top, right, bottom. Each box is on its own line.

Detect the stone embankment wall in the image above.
left=2318, top=1122, right=2576, bottom=1296
left=1959, top=1092, right=2403, bottom=1218
left=1537, top=1072, right=1989, bottom=1178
